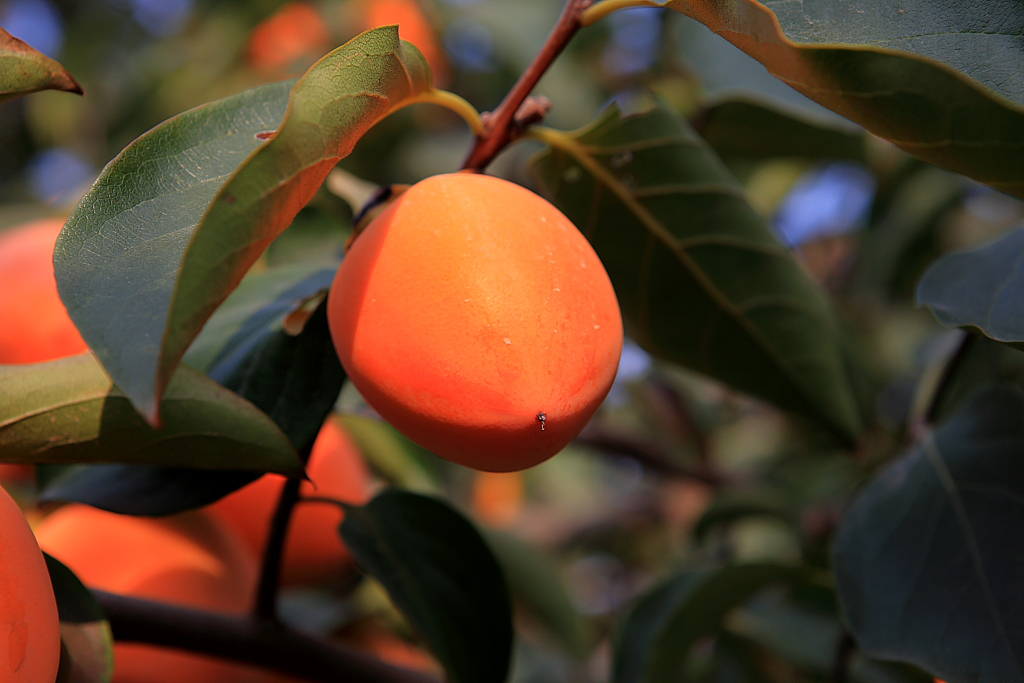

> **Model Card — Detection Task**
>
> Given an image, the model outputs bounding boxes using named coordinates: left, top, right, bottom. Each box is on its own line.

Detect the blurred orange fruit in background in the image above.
left=207, top=417, right=372, bottom=586
left=0, top=218, right=87, bottom=364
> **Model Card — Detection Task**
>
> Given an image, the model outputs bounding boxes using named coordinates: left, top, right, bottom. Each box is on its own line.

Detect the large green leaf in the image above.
left=339, top=489, right=513, bottom=683
left=55, top=27, right=432, bottom=424
left=663, top=0, right=1024, bottom=197
left=0, top=28, right=82, bottom=103
left=612, top=564, right=800, bottom=683
left=529, top=101, right=861, bottom=440
left=40, top=300, right=343, bottom=515
left=0, top=354, right=300, bottom=473
left=834, top=385, right=1024, bottom=683
left=46, top=554, right=113, bottom=683
left=917, top=226, right=1024, bottom=348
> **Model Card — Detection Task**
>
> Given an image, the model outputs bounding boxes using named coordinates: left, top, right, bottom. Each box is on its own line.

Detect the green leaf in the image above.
left=834, top=385, right=1024, bottom=683
left=183, top=264, right=337, bottom=374
left=484, top=529, right=594, bottom=658
left=529, top=101, right=861, bottom=440
left=731, top=590, right=932, bottom=683
left=665, top=0, right=1024, bottom=197
left=917, top=226, right=1024, bottom=348
left=694, top=99, right=866, bottom=161
left=40, top=299, right=344, bottom=515
left=46, top=554, right=113, bottom=683
left=55, top=26, right=432, bottom=424
left=0, top=28, right=82, bottom=103
left=0, top=354, right=300, bottom=473
left=612, top=563, right=800, bottom=683
left=339, top=489, right=513, bottom=683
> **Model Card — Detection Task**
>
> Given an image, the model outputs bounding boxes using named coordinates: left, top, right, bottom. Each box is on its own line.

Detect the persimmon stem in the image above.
left=580, top=0, right=662, bottom=26
left=461, top=0, right=593, bottom=171
left=405, top=89, right=485, bottom=135
left=93, top=590, right=436, bottom=683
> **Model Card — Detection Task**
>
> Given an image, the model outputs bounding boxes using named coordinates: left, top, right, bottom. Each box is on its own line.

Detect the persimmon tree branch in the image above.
left=461, top=0, right=593, bottom=171
left=252, top=475, right=303, bottom=621
left=93, top=590, right=436, bottom=683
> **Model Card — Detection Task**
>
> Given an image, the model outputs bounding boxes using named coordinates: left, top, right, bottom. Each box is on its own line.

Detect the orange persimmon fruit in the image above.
left=247, top=1, right=331, bottom=76
left=35, top=505, right=297, bottom=683
left=0, top=218, right=87, bottom=364
left=207, top=417, right=372, bottom=586
left=327, top=172, right=623, bottom=472
left=0, top=484, right=61, bottom=683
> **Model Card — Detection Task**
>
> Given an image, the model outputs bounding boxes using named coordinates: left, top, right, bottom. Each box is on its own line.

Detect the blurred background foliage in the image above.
left=3, top=0, right=1019, bottom=681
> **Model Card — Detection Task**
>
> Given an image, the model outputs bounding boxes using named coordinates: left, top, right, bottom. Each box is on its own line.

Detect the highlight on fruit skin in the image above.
left=34, top=505, right=296, bottom=683
left=207, top=416, right=372, bottom=586
left=0, top=484, right=61, bottom=683
left=327, top=172, right=623, bottom=472
left=0, top=218, right=88, bottom=364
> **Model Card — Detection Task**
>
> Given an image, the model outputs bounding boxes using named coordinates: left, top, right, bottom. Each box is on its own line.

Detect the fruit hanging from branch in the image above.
left=327, top=172, right=623, bottom=472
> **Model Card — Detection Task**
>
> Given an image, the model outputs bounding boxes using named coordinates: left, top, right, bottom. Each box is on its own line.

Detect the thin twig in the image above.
left=93, top=590, right=437, bottom=683
left=252, top=476, right=303, bottom=621
left=461, top=0, right=592, bottom=171
left=830, top=631, right=855, bottom=683
left=575, top=425, right=728, bottom=485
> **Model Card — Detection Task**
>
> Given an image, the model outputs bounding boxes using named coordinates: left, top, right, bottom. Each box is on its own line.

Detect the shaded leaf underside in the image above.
left=834, top=386, right=1024, bottom=683
left=667, top=0, right=1024, bottom=197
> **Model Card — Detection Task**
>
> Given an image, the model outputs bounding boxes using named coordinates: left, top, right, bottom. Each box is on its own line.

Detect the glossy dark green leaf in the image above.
left=917, top=226, right=1024, bottom=348
left=184, top=264, right=337, bottom=374
left=834, top=385, right=1024, bottom=683
left=694, top=99, right=866, bottom=161
left=732, top=590, right=931, bottom=683
left=56, top=27, right=432, bottom=425
left=0, top=28, right=82, bottom=103
left=46, top=554, right=113, bottom=683
left=530, top=101, right=860, bottom=440
left=664, top=0, right=1024, bottom=197
left=612, top=563, right=800, bottom=683
left=0, top=354, right=300, bottom=473
left=484, top=529, right=593, bottom=658
left=340, top=489, right=513, bottom=683
left=40, top=300, right=344, bottom=515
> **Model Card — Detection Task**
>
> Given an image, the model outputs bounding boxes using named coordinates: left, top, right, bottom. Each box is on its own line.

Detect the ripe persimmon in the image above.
left=0, top=484, right=60, bottom=683
left=246, top=2, right=331, bottom=76
left=34, top=505, right=296, bottom=683
left=0, top=218, right=87, bottom=364
left=207, top=416, right=372, bottom=586
left=327, top=172, right=623, bottom=472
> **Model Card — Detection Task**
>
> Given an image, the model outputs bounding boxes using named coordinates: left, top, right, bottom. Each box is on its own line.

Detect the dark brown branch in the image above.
left=461, top=0, right=591, bottom=171
left=575, top=426, right=728, bottom=485
left=93, top=590, right=437, bottom=683
left=252, top=475, right=303, bottom=621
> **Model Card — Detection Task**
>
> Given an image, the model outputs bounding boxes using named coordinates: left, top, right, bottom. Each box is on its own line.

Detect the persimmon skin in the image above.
left=0, top=218, right=88, bottom=364
left=35, top=505, right=295, bottom=683
left=207, top=417, right=372, bottom=586
left=0, top=484, right=60, bottom=683
left=327, top=173, right=623, bottom=472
